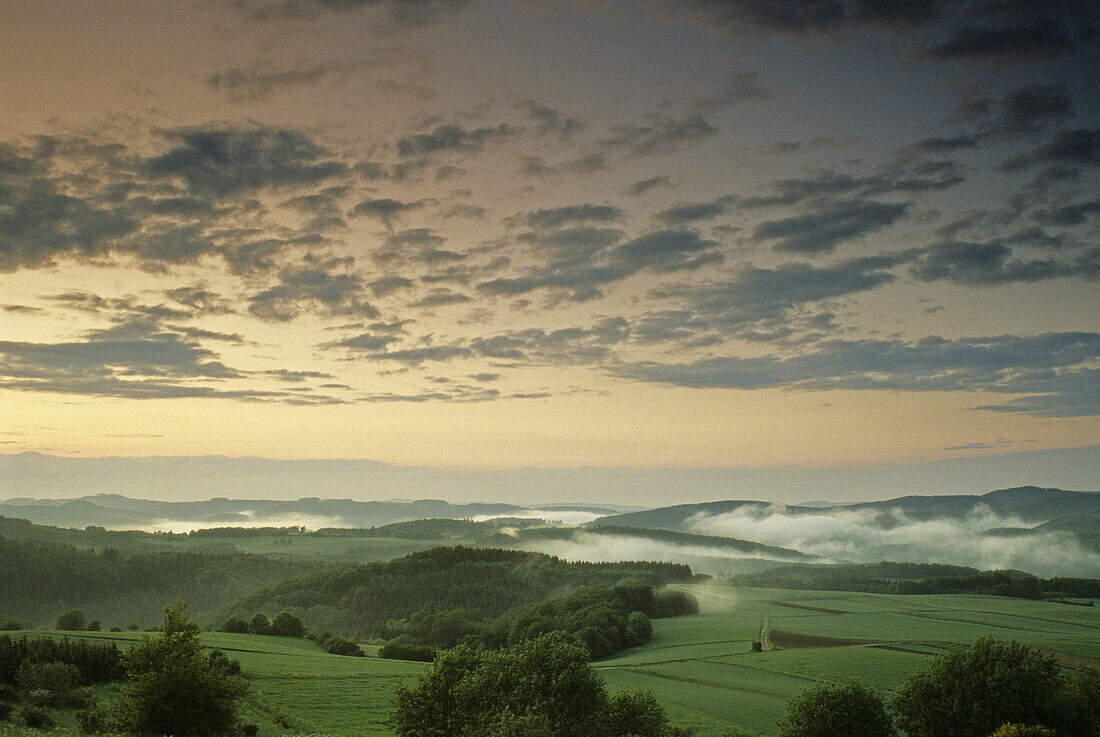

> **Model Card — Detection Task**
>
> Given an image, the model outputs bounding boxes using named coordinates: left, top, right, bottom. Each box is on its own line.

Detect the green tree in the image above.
left=892, top=638, right=1070, bottom=737
left=247, top=612, right=272, bottom=636
left=114, top=600, right=246, bottom=737
left=270, top=611, right=305, bottom=638
left=987, top=726, right=1055, bottom=737
left=218, top=616, right=249, bottom=634
left=390, top=633, right=683, bottom=737
left=777, top=680, right=896, bottom=737
left=56, top=609, right=86, bottom=631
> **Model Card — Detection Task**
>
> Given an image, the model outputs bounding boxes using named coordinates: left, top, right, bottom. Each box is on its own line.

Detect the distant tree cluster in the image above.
left=219, top=611, right=306, bottom=638
left=379, top=583, right=697, bottom=661
left=217, top=546, right=693, bottom=646
left=389, top=633, right=692, bottom=737
left=774, top=638, right=1100, bottom=737
left=731, top=563, right=1100, bottom=601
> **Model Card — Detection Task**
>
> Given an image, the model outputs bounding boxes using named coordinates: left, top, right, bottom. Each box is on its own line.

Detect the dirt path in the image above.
left=759, top=613, right=773, bottom=652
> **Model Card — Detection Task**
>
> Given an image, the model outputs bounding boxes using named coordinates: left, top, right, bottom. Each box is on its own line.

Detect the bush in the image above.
left=19, top=704, right=55, bottom=729
left=379, top=639, right=435, bottom=662
left=113, top=600, right=247, bottom=737
left=219, top=617, right=249, bottom=634
left=17, top=660, right=82, bottom=707
left=270, top=612, right=305, bottom=638
left=57, top=609, right=87, bottom=631
left=0, top=700, right=10, bottom=721
left=87, top=620, right=101, bottom=632
left=777, top=680, right=896, bottom=737
left=390, top=633, right=687, bottom=737
left=988, top=726, right=1056, bottom=737
left=0, top=618, right=26, bottom=631
left=893, top=638, right=1079, bottom=737
left=77, top=703, right=113, bottom=734
left=248, top=613, right=272, bottom=636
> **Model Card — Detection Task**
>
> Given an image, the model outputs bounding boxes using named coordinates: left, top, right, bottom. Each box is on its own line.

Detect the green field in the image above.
left=7, top=583, right=1099, bottom=737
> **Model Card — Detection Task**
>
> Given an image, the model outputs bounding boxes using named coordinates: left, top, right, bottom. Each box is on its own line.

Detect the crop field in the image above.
left=8, top=583, right=1099, bottom=737
left=597, top=583, right=1100, bottom=736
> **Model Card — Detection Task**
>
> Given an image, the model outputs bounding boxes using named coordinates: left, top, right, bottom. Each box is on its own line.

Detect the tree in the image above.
left=892, top=638, right=1073, bottom=737
left=113, top=600, right=246, bottom=737
left=247, top=612, right=272, bottom=636
left=218, top=617, right=249, bottom=634
left=270, top=611, right=305, bottom=638
left=777, top=680, right=896, bottom=737
left=987, top=726, right=1055, bottom=737
left=389, top=633, right=684, bottom=737
left=56, top=609, right=86, bottom=631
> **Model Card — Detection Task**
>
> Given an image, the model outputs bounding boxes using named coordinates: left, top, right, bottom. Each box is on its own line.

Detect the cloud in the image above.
left=925, top=20, right=1076, bottom=61
left=245, top=0, right=473, bottom=26
left=479, top=227, right=722, bottom=301
left=1003, top=128, right=1100, bottom=170
left=144, top=128, right=348, bottom=196
left=0, top=318, right=341, bottom=403
left=993, top=83, right=1073, bottom=134
left=348, top=196, right=426, bottom=224
left=601, top=113, right=717, bottom=157
left=625, top=176, right=672, bottom=196
left=205, top=61, right=361, bottom=101
left=515, top=99, right=586, bottom=140
left=396, top=123, right=522, bottom=159
left=752, top=200, right=909, bottom=254
left=911, top=240, right=1100, bottom=285
left=511, top=204, right=624, bottom=231
left=655, top=196, right=735, bottom=226
left=612, top=331, right=1100, bottom=416
left=247, top=262, right=378, bottom=321
left=688, top=504, right=1100, bottom=577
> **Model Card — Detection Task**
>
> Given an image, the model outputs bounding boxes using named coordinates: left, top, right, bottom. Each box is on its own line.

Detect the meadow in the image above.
left=6, top=582, right=1098, bottom=737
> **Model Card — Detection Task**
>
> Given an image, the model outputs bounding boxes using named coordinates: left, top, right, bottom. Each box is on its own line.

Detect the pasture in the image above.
left=6, top=583, right=1099, bottom=736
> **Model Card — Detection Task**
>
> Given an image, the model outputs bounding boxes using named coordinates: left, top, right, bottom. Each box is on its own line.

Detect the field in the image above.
left=6, top=583, right=1099, bottom=737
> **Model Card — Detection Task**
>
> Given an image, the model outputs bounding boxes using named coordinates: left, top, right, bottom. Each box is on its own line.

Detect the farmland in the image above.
left=6, top=582, right=1098, bottom=737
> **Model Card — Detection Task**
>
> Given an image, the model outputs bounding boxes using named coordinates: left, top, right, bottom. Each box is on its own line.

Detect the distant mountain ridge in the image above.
left=0, top=493, right=629, bottom=531
left=588, top=486, right=1100, bottom=532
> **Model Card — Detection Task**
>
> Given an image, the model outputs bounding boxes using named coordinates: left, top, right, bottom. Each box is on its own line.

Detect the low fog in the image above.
left=688, top=504, right=1100, bottom=578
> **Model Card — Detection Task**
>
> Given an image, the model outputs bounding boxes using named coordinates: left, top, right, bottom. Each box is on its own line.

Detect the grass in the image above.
left=5, top=584, right=1099, bottom=736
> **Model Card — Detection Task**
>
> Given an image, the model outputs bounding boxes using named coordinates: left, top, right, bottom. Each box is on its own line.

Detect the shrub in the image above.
left=18, top=704, right=55, bottom=730
left=379, top=639, right=435, bottom=662
left=778, top=680, right=896, bottom=737
left=17, top=660, right=82, bottom=707
left=77, top=703, right=112, bottom=734
left=988, top=726, right=1056, bottom=737
left=56, top=609, right=87, bottom=631
left=219, top=617, right=249, bottom=634
left=248, top=613, right=272, bottom=636
left=0, top=618, right=26, bottom=631
left=113, top=600, right=247, bottom=737
left=270, top=612, right=305, bottom=638
left=87, top=621, right=101, bottom=632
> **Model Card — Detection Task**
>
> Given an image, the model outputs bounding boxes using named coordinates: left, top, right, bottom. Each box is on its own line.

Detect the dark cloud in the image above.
left=752, top=200, right=909, bottom=254
left=0, top=318, right=341, bottom=403
left=925, top=20, right=1076, bottom=61
left=601, top=113, right=717, bottom=157
left=911, top=240, right=1100, bottom=285
left=613, top=331, right=1100, bottom=417
left=512, top=204, right=624, bottom=231
left=625, top=176, right=672, bottom=196
left=206, top=62, right=343, bottom=101
left=654, top=196, right=735, bottom=226
left=1034, top=200, right=1100, bottom=226
left=368, top=275, right=416, bottom=296
left=994, top=83, right=1073, bottom=134
left=683, top=71, right=770, bottom=113
left=741, top=163, right=963, bottom=208
left=396, top=123, right=522, bottom=158
left=246, top=0, right=473, bottom=26
left=515, top=99, right=586, bottom=140
left=247, top=263, right=378, bottom=321
left=410, top=288, right=473, bottom=308
left=1003, top=128, right=1100, bottom=170
left=164, top=286, right=235, bottom=315
left=349, top=196, right=425, bottom=224
left=479, top=228, right=722, bottom=301
left=144, top=128, right=348, bottom=196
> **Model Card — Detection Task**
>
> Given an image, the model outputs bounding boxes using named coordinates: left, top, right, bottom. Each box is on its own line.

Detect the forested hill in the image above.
left=590, top=486, right=1100, bottom=532
left=0, top=537, right=322, bottom=628
left=213, top=546, right=693, bottom=641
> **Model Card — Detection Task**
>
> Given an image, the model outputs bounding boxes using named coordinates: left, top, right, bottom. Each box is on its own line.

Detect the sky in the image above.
left=0, top=0, right=1098, bottom=501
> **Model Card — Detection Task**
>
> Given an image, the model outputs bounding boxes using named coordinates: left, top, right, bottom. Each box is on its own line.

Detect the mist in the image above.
left=687, top=504, right=1100, bottom=578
